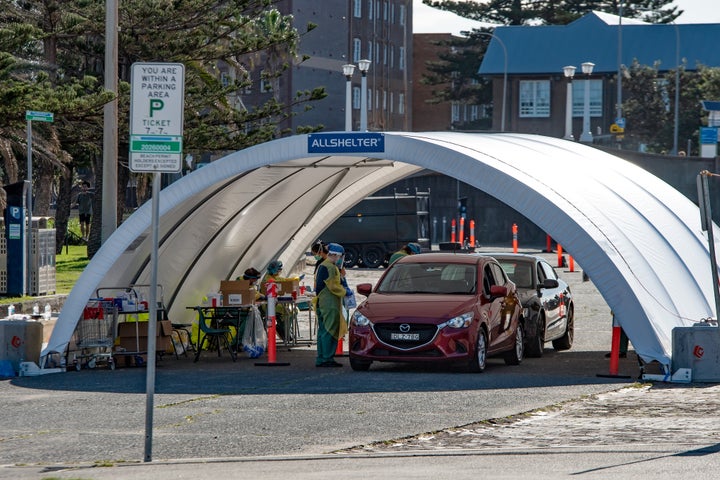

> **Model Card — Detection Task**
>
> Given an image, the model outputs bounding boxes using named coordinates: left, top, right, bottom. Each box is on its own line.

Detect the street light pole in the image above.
left=672, top=23, right=680, bottom=155
left=342, top=64, right=356, bottom=132
left=563, top=65, right=576, bottom=140
left=580, top=62, right=595, bottom=143
left=102, top=0, right=118, bottom=244
left=476, top=32, right=507, bottom=132
left=358, top=59, right=371, bottom=131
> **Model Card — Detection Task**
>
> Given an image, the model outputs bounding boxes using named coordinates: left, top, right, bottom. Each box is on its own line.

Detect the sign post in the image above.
left=129, top=62, right=185, bottom=463
left=25, top=111, right=54, bottom=295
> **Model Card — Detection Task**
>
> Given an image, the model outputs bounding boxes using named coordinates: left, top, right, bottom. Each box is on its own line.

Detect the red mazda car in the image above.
left=349, top=253, right=524, bottom=372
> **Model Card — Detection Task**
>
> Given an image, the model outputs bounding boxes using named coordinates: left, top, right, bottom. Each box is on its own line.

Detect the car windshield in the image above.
left=498, top=261, right=534, bottom=289
left=376, top=262, right=476, bottom=294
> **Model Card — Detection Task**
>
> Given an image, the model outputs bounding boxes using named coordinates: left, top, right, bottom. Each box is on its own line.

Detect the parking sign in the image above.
left=129, top=63, right=185, bottom=172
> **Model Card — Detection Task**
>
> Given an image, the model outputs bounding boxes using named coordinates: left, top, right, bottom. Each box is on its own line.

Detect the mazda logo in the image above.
left=399, top=324, right=411, bottom=333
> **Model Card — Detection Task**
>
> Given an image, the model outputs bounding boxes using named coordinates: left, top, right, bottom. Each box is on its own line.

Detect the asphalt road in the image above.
left=4, top=248, right=706, bottom=479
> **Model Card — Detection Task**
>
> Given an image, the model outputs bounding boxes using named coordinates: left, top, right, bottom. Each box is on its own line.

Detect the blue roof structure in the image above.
left=479, top=12, right=720, bottom=75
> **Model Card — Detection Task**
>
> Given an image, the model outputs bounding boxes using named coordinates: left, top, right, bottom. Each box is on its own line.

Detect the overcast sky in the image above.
left=413, top=0, right=720, bottom=35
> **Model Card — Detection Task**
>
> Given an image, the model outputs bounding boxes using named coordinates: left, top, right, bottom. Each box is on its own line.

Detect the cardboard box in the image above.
left=117, top=320, right=172, bottom=352
left=278, top=279, right=299, bottom=296
left=220, top=280, right=256, bottom=305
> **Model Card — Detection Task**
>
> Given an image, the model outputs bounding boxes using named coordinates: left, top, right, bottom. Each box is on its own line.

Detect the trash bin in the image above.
left=0, top=320, right=43, bottom=374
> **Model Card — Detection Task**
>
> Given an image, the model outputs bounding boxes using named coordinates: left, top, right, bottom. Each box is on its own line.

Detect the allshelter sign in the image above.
left=129, top=63, right=185, bottom=172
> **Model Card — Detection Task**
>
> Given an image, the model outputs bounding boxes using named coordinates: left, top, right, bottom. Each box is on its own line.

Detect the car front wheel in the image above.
left=468, top=328, right=488, bottom=373
left=504, top=324, right=524, bottom=365
left=350, top=357, right=372, bottom=371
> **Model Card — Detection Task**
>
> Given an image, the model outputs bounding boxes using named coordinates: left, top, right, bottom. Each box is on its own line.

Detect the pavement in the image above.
left=1, top=248, right=719, bottom=479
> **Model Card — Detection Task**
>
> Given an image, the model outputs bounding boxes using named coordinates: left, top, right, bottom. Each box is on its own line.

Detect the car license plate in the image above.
left=390, top=332, right=420, bottom=340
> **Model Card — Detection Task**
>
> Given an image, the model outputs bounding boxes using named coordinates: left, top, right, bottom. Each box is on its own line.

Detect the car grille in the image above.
left=373, top=323, right=439, bottom=350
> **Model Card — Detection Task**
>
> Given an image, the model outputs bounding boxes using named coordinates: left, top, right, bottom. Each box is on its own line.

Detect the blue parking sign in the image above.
left=700, top=127, right=718, bottom=144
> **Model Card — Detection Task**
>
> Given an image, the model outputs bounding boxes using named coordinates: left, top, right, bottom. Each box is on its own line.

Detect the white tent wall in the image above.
left=43, top=132, right=719, bottom=370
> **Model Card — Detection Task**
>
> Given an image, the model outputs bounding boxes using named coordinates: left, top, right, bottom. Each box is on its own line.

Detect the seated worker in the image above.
left=388, top=242, right=422, bottom=265
left=241, top=267, right=266, bottom=302
left=260, top=260, right=301, bottom=341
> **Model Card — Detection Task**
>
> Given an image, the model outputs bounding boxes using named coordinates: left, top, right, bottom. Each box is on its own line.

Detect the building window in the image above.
left=375, top=43, right=380, bottom=64
left=519, top=80, right=550, bottom=117
left=572, top=79, right=603, bottom=117
left=399, top=93, right=405, bottom=114
left=399, top=4, right=405, bottom=26
left=390, top=3, right=395, bottom=23
left=375, top=88, right=379, bottom=109
left=368, top=0, right=373, bottom=20
left=399, top=46, right=405, bottom=70
left=260, top=76, right=272, bottom=93
left=354, top=0, right=362, bottom=17
left=383, top=1, right=388, bottom=20
left=382, top=90, right=387, bottom=110
left=368, top=89, right=373, bottom=110
left=353, top=38, right=361, bottom=62
left=368, top=41, right=373, bottom=62
left=451, top=102, right=460, bottom=122
left=353, top=86, right=361, bottom=109
left=470, top=105, right=479, bottom=121
left=390, top=92, right=394, bottom=113
left=220, top=72, right=230, bottom=87
left=390, top=45, right=394, bottom=68
left=383, top=44, right=387, bottom=65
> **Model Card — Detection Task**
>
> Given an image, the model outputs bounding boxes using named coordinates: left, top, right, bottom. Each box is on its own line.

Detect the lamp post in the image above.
left=342, top=64, right=355, bottom=132
left=476, top=32, right=507, bottom=132
left=563, top=65, right=576, bottom=140
left=358, top=59, right=371, bottom=131
left=579, top=62, right=595, bottom=143
left=102, top=0, right=119, bottom=244
left=672, top=22, right=680, bottom=155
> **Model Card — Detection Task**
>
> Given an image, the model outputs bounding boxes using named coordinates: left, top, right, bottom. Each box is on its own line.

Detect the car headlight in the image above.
left=352, top=310, right=371, bottom=327
left=445, top=312, right=473, bottom=328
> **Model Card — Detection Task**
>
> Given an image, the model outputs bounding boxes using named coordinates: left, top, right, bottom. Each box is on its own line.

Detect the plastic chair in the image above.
left=193, top=308, right=236, bottom=363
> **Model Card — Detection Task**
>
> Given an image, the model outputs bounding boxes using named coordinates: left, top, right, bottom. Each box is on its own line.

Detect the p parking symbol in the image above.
left=149, top=99, right=164, bottom=117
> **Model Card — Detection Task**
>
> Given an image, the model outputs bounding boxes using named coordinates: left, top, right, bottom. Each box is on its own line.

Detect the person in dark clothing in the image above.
left=76, top=181, right=93, bottom=241
left=311, top=240, right=329, bottom=277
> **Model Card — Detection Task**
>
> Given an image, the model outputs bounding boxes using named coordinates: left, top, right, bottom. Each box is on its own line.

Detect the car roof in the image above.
left=483, top=252, right=546, bottom=263
left=396, top=252, right=493, bottom=265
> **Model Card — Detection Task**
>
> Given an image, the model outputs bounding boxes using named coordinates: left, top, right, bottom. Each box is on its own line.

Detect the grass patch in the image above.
left=55, top=245, right=90, bottom=294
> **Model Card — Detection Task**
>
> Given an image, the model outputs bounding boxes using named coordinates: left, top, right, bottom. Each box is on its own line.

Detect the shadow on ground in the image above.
left=6, top=347, right=643, bottom=395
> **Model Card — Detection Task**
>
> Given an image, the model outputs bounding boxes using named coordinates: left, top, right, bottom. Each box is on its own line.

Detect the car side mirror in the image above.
left=489, top=285, right=508, bottom=298
left=542, top=279, right=559, bottom=289
left=357, top=283, right=373, bottom=297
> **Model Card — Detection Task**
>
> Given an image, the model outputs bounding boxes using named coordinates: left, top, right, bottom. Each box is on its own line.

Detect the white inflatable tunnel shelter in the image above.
left=45, top=132, right=719, bottom=370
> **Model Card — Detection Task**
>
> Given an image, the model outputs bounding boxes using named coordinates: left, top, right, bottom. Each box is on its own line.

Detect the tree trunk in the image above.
left=55, top=165, right=73, bottom=254
left=117, top=150, right=129, bottom=223
left=34, top=160, right=54, bottom=216
left=88, top=154, right=103, bottom=259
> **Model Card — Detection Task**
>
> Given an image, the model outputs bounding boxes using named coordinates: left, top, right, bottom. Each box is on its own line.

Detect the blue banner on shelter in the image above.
left=308, top=133, right=385, bottom=153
